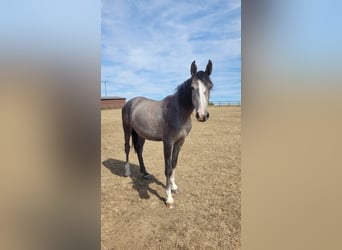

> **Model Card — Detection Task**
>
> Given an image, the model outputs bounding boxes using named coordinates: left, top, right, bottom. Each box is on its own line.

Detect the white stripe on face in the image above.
left=197, top=80, right=208, bottom=117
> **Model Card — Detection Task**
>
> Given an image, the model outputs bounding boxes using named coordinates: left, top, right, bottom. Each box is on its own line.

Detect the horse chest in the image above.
left=180, top=126, right=191, bottom=138
left=172, top=121, right=192, bottom=141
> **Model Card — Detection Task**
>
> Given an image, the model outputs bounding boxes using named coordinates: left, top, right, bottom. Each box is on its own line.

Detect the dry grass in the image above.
left=101, top=106, right=240, bottom=249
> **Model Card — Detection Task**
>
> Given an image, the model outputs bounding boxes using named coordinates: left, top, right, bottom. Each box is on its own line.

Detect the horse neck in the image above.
left=176, top=79, right=194, bottom=118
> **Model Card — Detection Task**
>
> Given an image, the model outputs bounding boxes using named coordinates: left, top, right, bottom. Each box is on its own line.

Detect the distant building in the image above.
left=101, top=96, right=126, bottom=109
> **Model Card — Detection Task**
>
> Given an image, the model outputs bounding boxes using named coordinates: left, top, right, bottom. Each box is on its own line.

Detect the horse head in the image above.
left=190, top=60, right=213, bottom=122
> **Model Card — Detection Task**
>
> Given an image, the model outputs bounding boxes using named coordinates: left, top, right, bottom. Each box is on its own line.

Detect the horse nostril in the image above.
left=195, top=112, right=200, bottom=119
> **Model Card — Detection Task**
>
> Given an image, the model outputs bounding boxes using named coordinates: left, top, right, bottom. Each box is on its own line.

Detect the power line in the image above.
left=101, top=80, right=107, bottom=96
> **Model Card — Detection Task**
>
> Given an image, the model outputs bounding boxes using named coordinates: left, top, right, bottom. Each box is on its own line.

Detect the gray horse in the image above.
left=121, top=60, right=213, bottom=208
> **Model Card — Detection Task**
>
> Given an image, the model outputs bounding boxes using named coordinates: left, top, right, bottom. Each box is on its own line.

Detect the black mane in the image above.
left=176, top=78, right=193, bottom=109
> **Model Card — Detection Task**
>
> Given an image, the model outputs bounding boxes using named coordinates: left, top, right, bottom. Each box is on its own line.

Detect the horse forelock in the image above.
left=196, top=71, right=213, bottom=89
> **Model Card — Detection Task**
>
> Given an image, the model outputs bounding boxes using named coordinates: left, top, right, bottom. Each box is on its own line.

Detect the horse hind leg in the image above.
left=132, top=130, right=151, bottom=179
left=124, top=129, right=131, bottom=177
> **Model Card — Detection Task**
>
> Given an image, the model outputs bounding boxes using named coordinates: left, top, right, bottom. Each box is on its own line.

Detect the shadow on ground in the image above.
left=102, top=158, right=166, bottom=203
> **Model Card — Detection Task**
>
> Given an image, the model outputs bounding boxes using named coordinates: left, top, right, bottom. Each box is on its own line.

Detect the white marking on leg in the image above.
left=170, top=169, right=178, bottom=191
left=125, top=162, right=131, bottom=176
left=166, top=186, right=174, bottom=204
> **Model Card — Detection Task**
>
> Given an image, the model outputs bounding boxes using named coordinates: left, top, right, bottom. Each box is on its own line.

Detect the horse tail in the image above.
left=131, top=129, right=139, bottom=153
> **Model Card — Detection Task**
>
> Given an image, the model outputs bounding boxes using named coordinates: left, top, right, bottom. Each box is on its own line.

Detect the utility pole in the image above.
left=101, top=80, right=107, bottom=96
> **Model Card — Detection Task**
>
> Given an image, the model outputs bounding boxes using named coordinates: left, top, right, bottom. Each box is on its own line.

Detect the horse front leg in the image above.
left=163, top=141, right=174, bottom=208
left=170, top=138, right=185, bottom=194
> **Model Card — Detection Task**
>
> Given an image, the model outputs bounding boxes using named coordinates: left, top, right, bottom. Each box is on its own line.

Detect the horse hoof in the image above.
left=143, top=174, right=152, bottom=180
left=171, top=189, right=179, bottom=195
left=166, top=202, right=175, bottom=209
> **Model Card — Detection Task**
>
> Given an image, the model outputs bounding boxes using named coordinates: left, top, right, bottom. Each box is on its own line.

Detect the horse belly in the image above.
left=132, top=113, right=163, bottom=141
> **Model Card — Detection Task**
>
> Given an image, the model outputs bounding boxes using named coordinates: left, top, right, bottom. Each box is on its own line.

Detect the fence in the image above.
left=211, top=101, right=241, bottom=107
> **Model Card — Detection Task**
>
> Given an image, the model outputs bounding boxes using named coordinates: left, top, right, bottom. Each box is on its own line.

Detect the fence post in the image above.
left=212, top=101, right=241, bottom=106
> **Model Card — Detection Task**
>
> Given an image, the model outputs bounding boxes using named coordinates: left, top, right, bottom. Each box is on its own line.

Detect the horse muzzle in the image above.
left=195, top=111, right=209, bottom=122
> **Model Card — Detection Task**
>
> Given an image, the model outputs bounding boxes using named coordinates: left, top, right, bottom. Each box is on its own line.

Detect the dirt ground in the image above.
left=101, top=106, right=241, bottom=250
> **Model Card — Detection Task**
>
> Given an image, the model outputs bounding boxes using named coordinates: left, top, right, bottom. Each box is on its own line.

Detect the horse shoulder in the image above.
left=183, top=118, right=192, bottom=135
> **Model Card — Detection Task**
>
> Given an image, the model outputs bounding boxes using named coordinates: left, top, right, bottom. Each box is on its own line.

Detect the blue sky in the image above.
left=101, top=0, right=240, bottom=102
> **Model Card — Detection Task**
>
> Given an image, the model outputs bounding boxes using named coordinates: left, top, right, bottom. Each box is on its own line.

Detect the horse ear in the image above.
left=191, top=61, right=197, bottom=77
left=205, top=60, right=212, bottom=76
